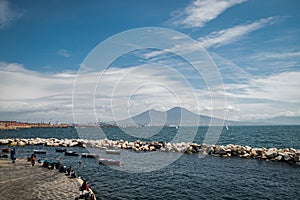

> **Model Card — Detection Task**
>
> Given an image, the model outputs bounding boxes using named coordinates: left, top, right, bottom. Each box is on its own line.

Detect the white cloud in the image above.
left=224, top=71, right=300, bottom=120
left=198, top=17, right=277, bottom=48
left=202, top=104, right=240, bottom=112
left=170, top=0, right=246, bottom=28
left=250, top=51, right=300, bottom=61
left=0, top=62, right=210, bottom=122
left=0, top=0, right=23, bottom=29
left=57, top=49, right=72, bottom=58
left=226, top=71, right=300, bottom=103
left=0, top=62, right=75, bottom=122
left=1, top=60, right=299, bottom=123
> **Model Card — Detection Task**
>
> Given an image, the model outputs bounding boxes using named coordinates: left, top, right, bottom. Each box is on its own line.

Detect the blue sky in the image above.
left=0, top=0, right=299, bottom=123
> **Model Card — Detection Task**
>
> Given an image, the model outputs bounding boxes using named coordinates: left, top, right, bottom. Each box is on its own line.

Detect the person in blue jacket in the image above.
left=10, top=147, right=16, bottom=163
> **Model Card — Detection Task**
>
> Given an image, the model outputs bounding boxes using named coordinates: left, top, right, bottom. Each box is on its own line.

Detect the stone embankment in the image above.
left=1, top=138, right=300, bottom=165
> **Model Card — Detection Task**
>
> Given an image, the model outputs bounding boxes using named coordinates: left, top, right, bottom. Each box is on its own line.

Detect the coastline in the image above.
left=0, top=158, right=96, bottom=200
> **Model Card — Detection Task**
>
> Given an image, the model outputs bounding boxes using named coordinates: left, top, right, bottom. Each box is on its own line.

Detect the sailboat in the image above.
left=225, top=125, right=229, bottom=130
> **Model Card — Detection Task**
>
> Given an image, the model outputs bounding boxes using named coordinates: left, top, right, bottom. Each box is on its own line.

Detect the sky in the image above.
left=0, top=0, right=299, bottom=123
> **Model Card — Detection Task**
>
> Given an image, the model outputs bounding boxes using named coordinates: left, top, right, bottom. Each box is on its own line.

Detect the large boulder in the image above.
left=18, top=141, right=26, bottom=146
left=185, top=146, right=193, bottom=154
left=149, top=146, right=156, bottom=151
left=240, top=153, right=250, bottom=158
left=245, top=146, right=252, bottom=152
left=283, top=154, right=292, bottom=161
left=250, top=148, right=258, bottom=157
left=206, top=146, right=214, bottom=155
left=9, top=142, right=17, bottom=146
left=215, top=147, right=227, bottom=155
left=265, top=148, right=278, bottom=158
left=275, top=155, right=283, bottom=161
left=191, top=144, right=201, bottom=153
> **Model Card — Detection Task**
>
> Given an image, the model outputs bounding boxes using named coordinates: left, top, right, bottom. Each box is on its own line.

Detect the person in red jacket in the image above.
left=80, top=180, right=89, bottom=195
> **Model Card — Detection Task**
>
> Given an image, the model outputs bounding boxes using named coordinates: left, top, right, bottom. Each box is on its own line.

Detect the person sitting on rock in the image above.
left=70, top=170, right=77, bottom=178
left=56, top=162, right=62, bottom=170
left=67, top=166, right=72, bottom=175
left=59, top=165, right=67, bottom=173
left=80, top=180, right=89, bottom=195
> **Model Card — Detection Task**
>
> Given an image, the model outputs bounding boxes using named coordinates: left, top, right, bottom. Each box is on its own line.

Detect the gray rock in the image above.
left=215, top=147, right=227, bottom=155
left=265, top=148, right=278, bottom=158
left=284, top=155, right=292, bottom=161
left=206, top=147, right=214, bottom=155
left=275, top=155, right=283, bottom=161
left=241, top=153, right=250, bottom=158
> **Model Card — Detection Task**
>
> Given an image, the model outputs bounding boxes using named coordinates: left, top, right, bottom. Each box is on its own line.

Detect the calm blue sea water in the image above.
left=1, top=126, right=300, bottom=199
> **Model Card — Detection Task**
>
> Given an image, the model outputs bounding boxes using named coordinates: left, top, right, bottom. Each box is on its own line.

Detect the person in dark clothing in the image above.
left=70, top=170, right=77, bottom=178
left=59, top=165, right=67, bottom=173
left=30, top=153, right=36, bottom=166
left=67, top=166, right=72, bottom=175
left=80, top=180, right=89, bottom=195
left=10, top=147, right=16, bottom=163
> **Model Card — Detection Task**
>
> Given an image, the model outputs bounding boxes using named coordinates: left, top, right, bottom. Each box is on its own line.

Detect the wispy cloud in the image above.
left=225, top=71, right=300, bottom=103
left=232, top=48, right=300, bottom=74
left=170, top=0, right=246, bottom=28
left=0, top=0, right=23, bottom=29
left=224, top=71, right=300, bottom=120
left=198, top=17, right=277, bottom=48
left=57, top=49, right=72, bottom=58
left=251, top=51, right=300, bottom=61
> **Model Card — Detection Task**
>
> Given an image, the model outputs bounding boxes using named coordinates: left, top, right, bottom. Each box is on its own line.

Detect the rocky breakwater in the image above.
left=0, top=138, right=299, bottom=165
left=202, top=144, right=300, bottom=164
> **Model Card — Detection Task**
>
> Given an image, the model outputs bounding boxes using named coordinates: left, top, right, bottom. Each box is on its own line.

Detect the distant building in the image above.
left=0, top=120, right=72, bottom=130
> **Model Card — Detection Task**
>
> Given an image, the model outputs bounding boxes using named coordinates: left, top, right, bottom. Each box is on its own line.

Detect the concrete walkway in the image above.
left=0, top=158, right=82, bottom=200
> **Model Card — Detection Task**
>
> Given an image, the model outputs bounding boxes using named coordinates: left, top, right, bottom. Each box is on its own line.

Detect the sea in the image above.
left=1, top=126, right=300, bottom=200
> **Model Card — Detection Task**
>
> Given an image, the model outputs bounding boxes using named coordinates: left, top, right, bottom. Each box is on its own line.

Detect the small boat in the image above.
left=105, top=150, right=121, bottom=155
left=34, top=150, right=47, bottom=154
left=56, top=148, right=67, bottom=152
left=0, top=154, right=8, bottom=158
left=99, top=158, right=120, bottom=166
left=169, top=125, right=179, bottom=129
left=2, top=148, right=10, bottom=153
left=65, top=150, right=79, bottom=156
left=81, top=153, right=100, bottom=158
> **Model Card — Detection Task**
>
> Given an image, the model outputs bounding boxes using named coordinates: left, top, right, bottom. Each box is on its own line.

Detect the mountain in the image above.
left=108, top=107, right=300, bottom=126
left=113, top=107, right=240, bottom=126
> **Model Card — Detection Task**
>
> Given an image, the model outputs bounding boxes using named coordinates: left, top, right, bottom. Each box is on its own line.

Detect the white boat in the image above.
left=33, top=150, right=47, bottom=154
left=64, top=150, right=79, bottom=156
left=225, top=125, right=229, bottom=130
left=99, top=158, right=120, bottom=165
left=169, top=125, right=179, bottom=129
left=81, top=153, right=100, bottom=158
